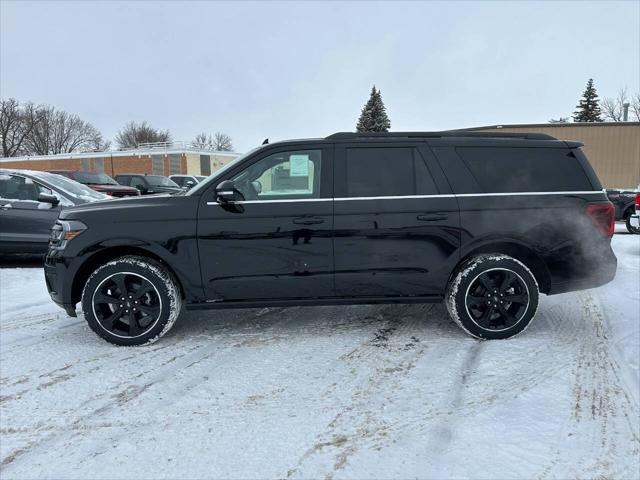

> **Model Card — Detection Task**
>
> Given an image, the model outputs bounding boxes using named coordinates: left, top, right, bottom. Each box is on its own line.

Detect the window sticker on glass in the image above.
left=289, top=154, right=309, bottom=177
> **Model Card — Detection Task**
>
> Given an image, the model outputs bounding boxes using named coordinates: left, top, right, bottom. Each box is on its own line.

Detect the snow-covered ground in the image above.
left=1, top=225, right=638, bottom=479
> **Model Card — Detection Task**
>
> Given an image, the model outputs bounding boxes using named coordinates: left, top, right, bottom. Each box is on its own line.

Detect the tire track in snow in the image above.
left=0, top=306, right=310, bottom=471
left=539, top=292, right=640, bottom=479
left=286, top=303, right=437, bottom=479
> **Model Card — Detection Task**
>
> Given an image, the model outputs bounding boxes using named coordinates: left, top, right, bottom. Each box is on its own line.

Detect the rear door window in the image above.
left=456, top=147, right=594, bottom=193
left=344, top=147, right=438, bottom=197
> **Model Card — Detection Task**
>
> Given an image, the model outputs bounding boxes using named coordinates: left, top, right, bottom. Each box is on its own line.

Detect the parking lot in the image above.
left=0, top=225, right=638, bottom=479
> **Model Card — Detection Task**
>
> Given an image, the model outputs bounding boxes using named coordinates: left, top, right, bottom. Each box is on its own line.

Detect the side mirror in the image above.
left=251, top=180, right=262, bottom=194
left=38, top=192, right=60, bottom=207
left=185, top=180, right=195, bottom=189
left=215, top=180, right=244, bottom=203
left=135, top=184, right=148, bottom=193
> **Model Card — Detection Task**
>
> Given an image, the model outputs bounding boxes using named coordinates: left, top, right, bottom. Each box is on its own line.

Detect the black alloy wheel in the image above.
left=464, top=268, right=530, bottom=331
left=446, top=254, right=539, bottom=340
left=92, top=272, right=162, bottom=338
left=82, top=256, right=183, bottom=346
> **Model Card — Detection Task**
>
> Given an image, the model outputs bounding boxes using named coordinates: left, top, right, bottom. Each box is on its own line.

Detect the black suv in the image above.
left=114, top=174, right=183, bottom=195
left=44, top=132, right=617, bottom=345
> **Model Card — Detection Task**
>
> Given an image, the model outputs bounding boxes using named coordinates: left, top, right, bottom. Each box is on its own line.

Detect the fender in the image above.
left=458, top=233, right=552, bottom=293
left=68, top=237, right=206, bottom=308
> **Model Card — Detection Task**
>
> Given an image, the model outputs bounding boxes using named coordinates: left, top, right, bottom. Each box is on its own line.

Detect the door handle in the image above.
left=293, top=216, right=324, bottom=225
left=417, top=213, right=447, bottom=222
left=0, top=204, right=12, bottom=210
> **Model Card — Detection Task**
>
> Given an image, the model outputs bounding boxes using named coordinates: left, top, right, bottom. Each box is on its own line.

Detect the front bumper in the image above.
left=44, top=249, right=77, bottom=317
left=631, top=214, right=640, bottom=229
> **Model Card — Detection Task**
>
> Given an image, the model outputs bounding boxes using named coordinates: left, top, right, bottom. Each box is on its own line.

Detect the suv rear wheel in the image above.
left=445, top=254, right=539, bottom=340
left=81, top=256, right=183, bottom=346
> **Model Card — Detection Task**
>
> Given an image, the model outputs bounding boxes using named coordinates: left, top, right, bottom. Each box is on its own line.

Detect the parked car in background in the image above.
left=49, top=170, right=140, bottom=198
left=45, top=131, right=617, bottom=346
left=605, top=187, right=640, bottom=234
left=0, top=169, right=108, bottom=254
left=169, top=174, right=207, bottom=189
left=114, top=174, right=183, bottom=195
left=629, top=194, right=640, bottom=232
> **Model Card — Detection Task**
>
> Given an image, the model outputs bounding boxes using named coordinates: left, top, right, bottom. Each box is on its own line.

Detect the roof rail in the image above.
left=326, top=131, right=557, bottom=141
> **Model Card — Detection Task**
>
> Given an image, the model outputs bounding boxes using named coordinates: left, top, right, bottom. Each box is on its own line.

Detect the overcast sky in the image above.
left=1, top=0, right=638, bottom=152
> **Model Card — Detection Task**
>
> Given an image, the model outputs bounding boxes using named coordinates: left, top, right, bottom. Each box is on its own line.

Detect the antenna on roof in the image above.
left=262, top=138, right=269, bottom=145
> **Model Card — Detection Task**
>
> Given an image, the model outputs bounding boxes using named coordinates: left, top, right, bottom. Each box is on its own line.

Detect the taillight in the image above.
left=635, top=194, right=640, bottom=212
left=586, top=203, right=615, bottom=237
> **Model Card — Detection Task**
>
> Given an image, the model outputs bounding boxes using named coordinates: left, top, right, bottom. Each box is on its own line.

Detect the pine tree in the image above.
left=573, top=79, right=603, bottom=122
left=356, top=86, right=391, bottom=132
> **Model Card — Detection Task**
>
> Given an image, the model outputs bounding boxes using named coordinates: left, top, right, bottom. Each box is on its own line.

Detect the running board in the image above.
left=185, top=295, right=443, bottom=310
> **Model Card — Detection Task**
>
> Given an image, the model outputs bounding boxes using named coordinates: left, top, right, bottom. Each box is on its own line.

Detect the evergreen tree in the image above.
left=573, top=79, right=603, bottom=122
left=356, top=86, right=391, bottom=132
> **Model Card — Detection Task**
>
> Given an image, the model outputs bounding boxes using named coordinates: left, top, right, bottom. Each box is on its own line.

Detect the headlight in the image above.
left=50, top=220, right=87, bottom=249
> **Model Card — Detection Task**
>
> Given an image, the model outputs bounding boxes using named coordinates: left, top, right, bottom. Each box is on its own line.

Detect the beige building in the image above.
left=465, top=122, right=640, bottom=189
left=0, top=142, right=240, bottom=178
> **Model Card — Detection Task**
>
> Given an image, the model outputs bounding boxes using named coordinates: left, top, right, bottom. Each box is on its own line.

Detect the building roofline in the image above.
left=0, top=148, right=240, bottom=163
left=460, top=122, right=640, bottom=130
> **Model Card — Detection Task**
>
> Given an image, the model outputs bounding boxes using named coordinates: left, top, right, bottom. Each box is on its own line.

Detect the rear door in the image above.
left=333, top=142, right=461, bottom=298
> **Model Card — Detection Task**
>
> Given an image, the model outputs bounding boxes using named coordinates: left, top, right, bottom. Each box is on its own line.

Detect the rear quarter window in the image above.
left=456, top=147, right=595, bottom=193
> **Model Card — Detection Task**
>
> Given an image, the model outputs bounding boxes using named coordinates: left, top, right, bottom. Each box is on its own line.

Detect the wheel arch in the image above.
left=71, top=246, right=185, bottom=306
left=456, top=240, right=552, bottom=294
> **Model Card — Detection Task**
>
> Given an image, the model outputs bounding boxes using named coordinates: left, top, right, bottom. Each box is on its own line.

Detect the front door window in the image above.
left=231, top=150, right=322, bottom=201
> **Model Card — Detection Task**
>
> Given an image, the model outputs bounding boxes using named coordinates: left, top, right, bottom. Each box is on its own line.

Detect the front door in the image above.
left=333, top=142, right=461, bottom=298
left=197, top=145, right=334, bottom=301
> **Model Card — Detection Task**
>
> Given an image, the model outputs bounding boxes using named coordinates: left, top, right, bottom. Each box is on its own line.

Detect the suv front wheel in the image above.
left=81, top=256, right=183, bottom=346
left=446, top=254, right=539, bottom=340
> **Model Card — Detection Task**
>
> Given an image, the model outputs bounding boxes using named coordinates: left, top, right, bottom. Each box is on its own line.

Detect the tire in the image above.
left=625, top=214, right=640, bottom=234
left=81, top=256, right=183, bottom=346
left=445, top=254, right=539, bottom=340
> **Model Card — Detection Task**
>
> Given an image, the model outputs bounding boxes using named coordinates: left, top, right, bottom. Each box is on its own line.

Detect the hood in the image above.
left=60, top=193, right=173, bottom=219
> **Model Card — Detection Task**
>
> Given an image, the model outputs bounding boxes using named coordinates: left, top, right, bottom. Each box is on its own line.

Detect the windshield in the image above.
left=73, top=172, right=118, bottom=185
left=145, top=175, right=180, bottom=187
left=187, top=147, right=260, bottom=195
left=30, top=172, right=109, bottom=202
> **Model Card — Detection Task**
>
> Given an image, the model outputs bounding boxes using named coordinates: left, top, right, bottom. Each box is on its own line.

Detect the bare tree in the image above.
left=115, top=121, right=171, bottom=149
left=213, top=132, right=233, bottom=151
left=602, top=87, right=630, bottom=122
left=548, top=117, right=570, bottom=123
left=24, top=106, right=107, bottom=155
left=192, top=131, right=234, bottom=151
left=0, top=98, right=40, bottom=157
left=193, top=132, right=209, bottom=147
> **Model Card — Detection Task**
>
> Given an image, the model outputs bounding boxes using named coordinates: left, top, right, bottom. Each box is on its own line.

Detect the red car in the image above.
left=48, top=170, right=140, bottom=197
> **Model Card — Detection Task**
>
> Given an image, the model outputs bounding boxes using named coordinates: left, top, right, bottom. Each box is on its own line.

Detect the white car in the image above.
left=168, top=174, right=207, bottom=189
